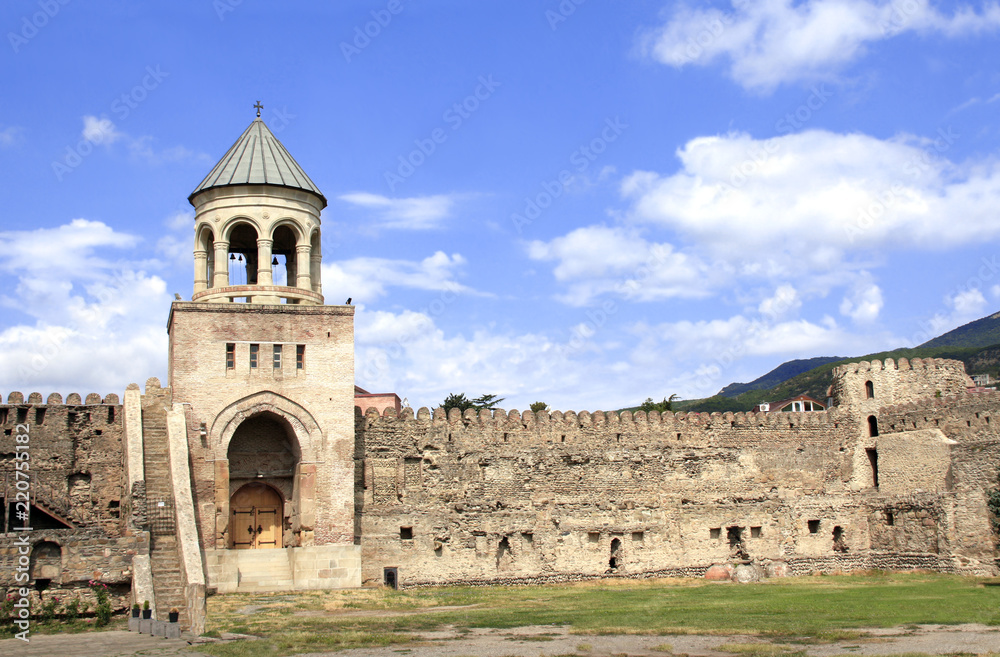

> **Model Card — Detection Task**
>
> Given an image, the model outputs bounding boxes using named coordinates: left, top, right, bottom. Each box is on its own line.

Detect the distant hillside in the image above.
left=717, top=356, right=844, bottom=398
left=920, top=311, right=1000, bottom=349
left=674, top=343, right=1000, bottom=414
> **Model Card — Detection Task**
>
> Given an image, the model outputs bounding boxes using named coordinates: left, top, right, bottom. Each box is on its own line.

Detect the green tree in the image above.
left=472, top=393, right=505, bottom=410
left=530, top=401, right=548, bottom=413
left=441, top=393, right=506, bottom=413
left=639, top=394, right=680, bottom=414
left=441, top=393, right=474, bottom=413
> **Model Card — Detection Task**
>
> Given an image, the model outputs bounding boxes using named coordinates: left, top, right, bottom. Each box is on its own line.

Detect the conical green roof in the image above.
left=189, top=116, right=326, bottom=207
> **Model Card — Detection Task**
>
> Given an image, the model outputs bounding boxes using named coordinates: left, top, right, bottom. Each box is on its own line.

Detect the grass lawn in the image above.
left=193, top=572, right=1000, bottom=656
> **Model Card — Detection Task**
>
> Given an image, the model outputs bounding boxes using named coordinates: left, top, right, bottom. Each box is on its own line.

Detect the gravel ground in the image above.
left=3, top=623, right=998, bottom=656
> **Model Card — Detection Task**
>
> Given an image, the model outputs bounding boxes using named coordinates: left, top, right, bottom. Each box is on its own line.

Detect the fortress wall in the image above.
left=0, top=392, right=126, bottom=535
left=355, top=406, right=873, bottom=586
left=877, top=390, right=1000, bottom=569
left=0, top=392, right=136, bottom=595
left=832, top=357, right=973, bottom=410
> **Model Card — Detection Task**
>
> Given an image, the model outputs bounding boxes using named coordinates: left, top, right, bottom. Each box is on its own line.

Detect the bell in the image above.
left=272, top=257, right=278, bottom=266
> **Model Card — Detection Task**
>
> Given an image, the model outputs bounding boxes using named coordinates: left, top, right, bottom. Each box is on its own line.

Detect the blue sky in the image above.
left=2, top=1, right=1000, bottom=411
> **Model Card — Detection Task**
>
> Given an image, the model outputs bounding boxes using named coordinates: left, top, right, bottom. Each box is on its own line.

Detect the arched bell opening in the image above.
left=226, top=412, right=300, bottom=549
left=227, top=222, right=259, bottom=291
left=271, top=224, right=299, bottom=293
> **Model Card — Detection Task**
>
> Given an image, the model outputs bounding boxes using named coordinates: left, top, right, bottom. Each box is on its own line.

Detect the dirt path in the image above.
left=305, top=623, right=1000, bottom=657
left=4, top=623, right=998, bottom=656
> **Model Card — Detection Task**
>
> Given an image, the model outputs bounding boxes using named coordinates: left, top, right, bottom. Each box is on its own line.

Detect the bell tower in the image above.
left=189, top=106, right=325, bottom=305
left=166, top=107, right=360, bottom=593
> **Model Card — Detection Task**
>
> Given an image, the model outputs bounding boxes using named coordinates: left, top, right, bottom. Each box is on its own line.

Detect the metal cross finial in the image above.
left=254, top=101, right=263, bottom=118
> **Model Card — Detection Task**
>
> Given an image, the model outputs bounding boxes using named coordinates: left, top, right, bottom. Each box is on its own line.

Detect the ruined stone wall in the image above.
left=355, top=358, right=1000, bottom=585
left=355, top=405, right=877, bottom=586
left=878, top=390, right=1000, bottom=572
left=0, top=392, right=126, bottom=533
left=0, top=392, right=136, bottom=597
left=832, top=357, right=973, bottom=411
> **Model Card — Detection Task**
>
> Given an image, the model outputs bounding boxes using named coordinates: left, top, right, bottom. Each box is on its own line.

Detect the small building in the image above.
left=354, top=385, right=402, bottom=416
left=754, top=394, right=826, bottom=413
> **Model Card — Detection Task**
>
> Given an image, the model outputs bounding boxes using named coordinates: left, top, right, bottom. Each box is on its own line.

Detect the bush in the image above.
left=89, top=580, right=112, bottom=627
left=38, top=596, right=60, bottom=623
left=63, top=595, right=82, bottom=623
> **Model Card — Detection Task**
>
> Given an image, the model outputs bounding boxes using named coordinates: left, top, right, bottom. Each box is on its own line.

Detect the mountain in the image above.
left=717, top=356, right=845, bottom=398
left=675, top=343, right=1000, bottom=414
left=920, top=311, right=1000, bottom=349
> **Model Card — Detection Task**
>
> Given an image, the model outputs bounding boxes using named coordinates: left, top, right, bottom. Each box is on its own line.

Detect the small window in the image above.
left=866, top=448, right=879, bottom=488
left=631, top=531, right=644, bottom=542
left=709, top=527, right=721, bottom=539
left=0, top=408, right=7, bottom=424
left=249, top=343, right=259, bottom=369
left=35, top=408, right=46, bottom=425
left=808, top=519, right=820, bottom=534
left=296, top=344, right=305, bottom=370
left=886, top=511, right=894, bottom=526
left=587, top=531, right=600, bottom=543
left=107, top=407, right=115, bottom=423
left=750, top=526, right=761, bottom=538
left=17, top=408, right=27, bottom=424
left=225, top=343, right=235, bottom=370
left=273, top=344, right=282, bottom=369
left=867, top=415, right=879, bottom=437
left=865, top=380, right=874, bottom=399
left=400, top=527, right=413, bottom=540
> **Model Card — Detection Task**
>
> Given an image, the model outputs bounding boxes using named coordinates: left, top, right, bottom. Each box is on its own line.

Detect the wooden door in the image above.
left=229, top=484, right=281, bottom=549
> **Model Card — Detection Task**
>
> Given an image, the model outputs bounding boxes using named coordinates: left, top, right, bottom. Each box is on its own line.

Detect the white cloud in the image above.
left=0, top=220, right=171, bottom=394
left=622, top=130, right=1000, bottom=280
left=0, top=125, right=24, bottom=147
left=526, top=225, right=715, bottom=305
left=322, top=251, right=475, bottom=302
left=354, top=307, right=585, bottom=410
left=839, top=279, right=884, bottom=324
left=759, top=284, right=801, bottom=319
left=641, top=0, right=1000, bottom=91
left=82, top=116, right=122, bottom=145
left=79, top=115, right=207, bottom=164
left=338, top=192, right=457, bottom=230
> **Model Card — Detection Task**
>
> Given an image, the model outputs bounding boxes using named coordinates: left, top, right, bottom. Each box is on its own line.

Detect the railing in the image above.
left=191, top=284, right=323, bottom=305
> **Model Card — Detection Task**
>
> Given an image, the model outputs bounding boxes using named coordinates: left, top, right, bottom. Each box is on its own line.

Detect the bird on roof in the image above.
left=346, top=298, right=352, bottom=305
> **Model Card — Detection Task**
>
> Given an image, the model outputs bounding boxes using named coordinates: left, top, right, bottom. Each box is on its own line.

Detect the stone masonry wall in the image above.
left=0, top=392, right=136, bottom=598
left=355, top=358, right=1000, bottom=585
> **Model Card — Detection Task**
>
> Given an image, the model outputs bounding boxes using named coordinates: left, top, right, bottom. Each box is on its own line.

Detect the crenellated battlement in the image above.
left=362, top=404, right=848, bottom=430
left=2, top=391, right=121, bottom=407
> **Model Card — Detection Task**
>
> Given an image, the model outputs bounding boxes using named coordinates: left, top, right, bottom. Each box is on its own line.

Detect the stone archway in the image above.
left=226, top=412, right=298, bottom=549
left=211, top=392, right=323, bottom=549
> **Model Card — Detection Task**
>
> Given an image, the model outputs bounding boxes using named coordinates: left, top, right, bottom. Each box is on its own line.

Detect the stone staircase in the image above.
left=141, top=402, right=189, bottom=627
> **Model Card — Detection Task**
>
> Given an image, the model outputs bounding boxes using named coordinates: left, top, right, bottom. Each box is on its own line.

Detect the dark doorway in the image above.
left=384, top=567, right=398, bottom=589
left=609, top=538, right=622, bottom=569
left=867, top=415, right=879, bottom=437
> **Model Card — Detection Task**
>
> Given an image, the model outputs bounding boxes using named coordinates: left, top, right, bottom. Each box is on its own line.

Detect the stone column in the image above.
left=193, top=249, right=208, bottom=293
left=310, top=253, right=322, bottom=296
left=256, top=239, right=274, bottom=286
left=295, top=245, right=312, bottom=291
left=212, top=241, right=230, bottom=289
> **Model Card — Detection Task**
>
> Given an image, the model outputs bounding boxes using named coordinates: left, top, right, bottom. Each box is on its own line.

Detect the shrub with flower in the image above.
left=39, top=595, right=61, bottom=623
left=88, top=580, right=112, bottom=627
